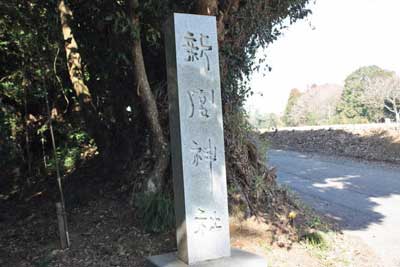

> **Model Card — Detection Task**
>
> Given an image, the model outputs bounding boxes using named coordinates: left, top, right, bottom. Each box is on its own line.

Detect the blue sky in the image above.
left=245, top=0, right=400, bottom=115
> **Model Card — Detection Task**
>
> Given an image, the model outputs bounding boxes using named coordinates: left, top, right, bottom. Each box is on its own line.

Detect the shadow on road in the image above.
left=268, top=149, right=400, bottom=231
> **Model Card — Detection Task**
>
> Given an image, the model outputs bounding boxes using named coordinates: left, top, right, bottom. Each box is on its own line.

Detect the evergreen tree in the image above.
left=336, top=65, right=391, bottom=123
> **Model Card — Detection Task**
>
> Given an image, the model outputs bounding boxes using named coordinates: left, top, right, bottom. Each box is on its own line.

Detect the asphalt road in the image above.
left=268, top=149, right=400, bottom=267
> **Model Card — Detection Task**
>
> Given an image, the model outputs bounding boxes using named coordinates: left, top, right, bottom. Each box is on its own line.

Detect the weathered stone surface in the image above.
left=147, top=249, right=267, bottom=267
left=164, top=13, right=230, bottom=264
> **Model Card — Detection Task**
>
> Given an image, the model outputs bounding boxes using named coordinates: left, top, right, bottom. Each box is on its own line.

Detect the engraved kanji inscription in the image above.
left=191, top=139, right=217, bottom=168
left=183, top=32, right=213, bottom=71
left=194, top=208, right=222, bottom=235
left=187, top=89, right=215, bottom=119
left=191, top=138, right=217, bottom=193
left=183, top=32, right=199, bottom=62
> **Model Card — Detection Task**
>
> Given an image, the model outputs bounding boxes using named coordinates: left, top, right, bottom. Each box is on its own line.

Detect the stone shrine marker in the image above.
left=165, top=12, right=230, bottom=264
left=147, top=13, right=266, bottom=266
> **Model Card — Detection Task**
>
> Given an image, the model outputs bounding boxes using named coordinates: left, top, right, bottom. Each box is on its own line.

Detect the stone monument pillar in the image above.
left=147, top=13, right=267, bottom=267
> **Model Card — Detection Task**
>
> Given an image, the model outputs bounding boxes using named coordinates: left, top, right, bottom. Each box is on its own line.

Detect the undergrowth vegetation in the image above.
left=133, top=192, right=175, bottom=233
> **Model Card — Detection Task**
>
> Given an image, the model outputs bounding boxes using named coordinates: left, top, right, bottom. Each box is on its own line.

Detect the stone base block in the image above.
left=147, top=248, right=267, bottom=266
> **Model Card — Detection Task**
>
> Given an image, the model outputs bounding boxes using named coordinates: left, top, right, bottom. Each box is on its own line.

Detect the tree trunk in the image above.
left=57, top=0, right=107, bottom=153
left=127, top=0, right=169, bottom=193
left=197, top=0, right=218, bottom=15
left=22, top=76, right=32, bottom=180
left=394, top=101, right=400, bottom=123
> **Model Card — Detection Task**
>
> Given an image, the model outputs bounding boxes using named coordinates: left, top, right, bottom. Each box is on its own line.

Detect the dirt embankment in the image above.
left=264, top=124, right=400, bottom=164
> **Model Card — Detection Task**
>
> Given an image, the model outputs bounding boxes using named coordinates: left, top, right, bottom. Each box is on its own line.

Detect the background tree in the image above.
left=362, top=72, right=400, bottom=123
left=249, top=111, right=282, bottom=129
left=262, top=113, right=282, bottom=129
left=284, top=84, right=342, bottom=126
left=283, top=88, right=302, bottom=126
left=336, top=65, right=390, bottom=123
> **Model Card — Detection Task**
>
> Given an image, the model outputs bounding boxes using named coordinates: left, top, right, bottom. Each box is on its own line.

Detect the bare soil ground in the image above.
left=0, top=188, right=381, bottom=267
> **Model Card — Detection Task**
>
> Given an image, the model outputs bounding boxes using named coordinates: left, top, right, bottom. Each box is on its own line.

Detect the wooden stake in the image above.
left=56, top=202, right=69, bottom=249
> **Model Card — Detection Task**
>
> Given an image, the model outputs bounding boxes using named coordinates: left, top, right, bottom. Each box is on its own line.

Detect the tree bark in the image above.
left=127, top=0, right=169, bottom=193
left=197, top=0, right=218, bottom=15
left=57, top=0, right=107, bottom=153
left=22, top=76, right=32, bottom=180
left=393, top=100, right=400, bottom=123
left=58, top=0, right=91, bottom=103
left=385, top=98, right=400, bottom=123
